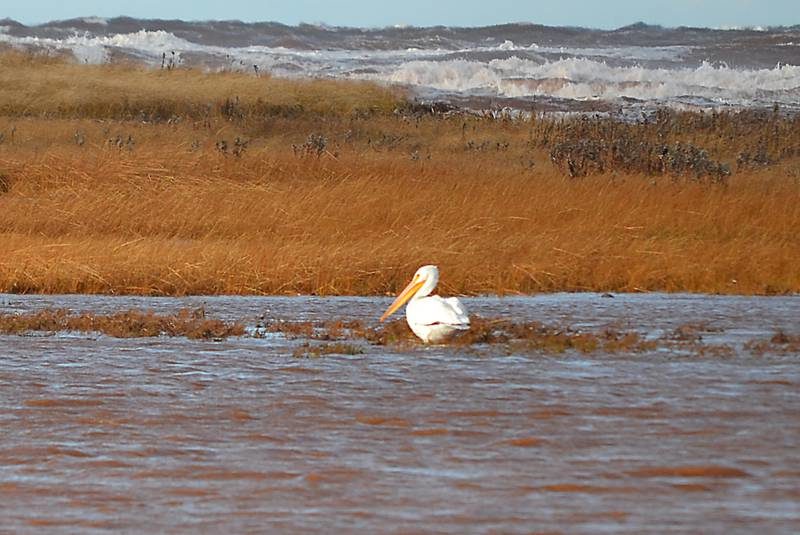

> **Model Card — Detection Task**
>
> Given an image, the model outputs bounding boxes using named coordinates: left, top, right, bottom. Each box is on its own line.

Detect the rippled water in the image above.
left=1, top=293, right=798, bottom=532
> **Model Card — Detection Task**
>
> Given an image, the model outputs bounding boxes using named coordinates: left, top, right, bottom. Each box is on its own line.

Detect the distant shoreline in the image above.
left=3, top=17, right=799, bottom=32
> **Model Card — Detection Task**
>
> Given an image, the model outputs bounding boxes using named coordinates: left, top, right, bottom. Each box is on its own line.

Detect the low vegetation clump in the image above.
left=261, top=318, right=417, bottom=345
left=0, top=50, right=798, bottom=296
left=540, top=107, right=798, bottom=176
left=0, top=307, right=245, bottom=339
left=550, top=138, right=731, bottom=181
left=745, top=331, right=800, bottom=356
left=292, top=342, right=365, bottom=358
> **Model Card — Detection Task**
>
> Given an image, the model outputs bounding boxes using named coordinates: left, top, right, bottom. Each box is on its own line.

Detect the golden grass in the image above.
left=0, top=48, right=401, bottom=119
left=0, top=51, right=799, bottom=296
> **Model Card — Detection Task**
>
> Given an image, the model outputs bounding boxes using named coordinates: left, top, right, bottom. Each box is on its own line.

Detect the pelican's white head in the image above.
left=379, top=264, right=440, bottom=322
left=413, top=265, right=439, bottom=297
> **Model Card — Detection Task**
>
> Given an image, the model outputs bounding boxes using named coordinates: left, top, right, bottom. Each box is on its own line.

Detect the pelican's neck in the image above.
left=414, top=272, right=439, bottom=299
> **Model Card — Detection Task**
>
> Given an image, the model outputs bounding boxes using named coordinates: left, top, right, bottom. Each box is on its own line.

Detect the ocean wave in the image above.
left=500, top=41, right=691, bottom=62
left=0, top=29, right=196, bottom=63
left=383, top=57, right=800, bottom=104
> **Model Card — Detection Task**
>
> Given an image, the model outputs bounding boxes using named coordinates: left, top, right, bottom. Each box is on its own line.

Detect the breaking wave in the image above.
left=0, top=29, right=197, bottom=63
left=384, top=57, right=800, bottom=105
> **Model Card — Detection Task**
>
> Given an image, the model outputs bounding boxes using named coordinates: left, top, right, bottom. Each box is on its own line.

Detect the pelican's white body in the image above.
left=406, top=294, right=470, bottom=343
left=381, top=265, right=470, bottom=343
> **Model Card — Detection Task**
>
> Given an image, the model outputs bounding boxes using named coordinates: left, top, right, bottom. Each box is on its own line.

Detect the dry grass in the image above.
left=0, top=49, right=400, bottom=119
left=0, top=51, right=799, bottom=296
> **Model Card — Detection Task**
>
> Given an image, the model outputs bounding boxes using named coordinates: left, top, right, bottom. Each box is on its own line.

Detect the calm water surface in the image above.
left=1, top=293, right=798, bottom=533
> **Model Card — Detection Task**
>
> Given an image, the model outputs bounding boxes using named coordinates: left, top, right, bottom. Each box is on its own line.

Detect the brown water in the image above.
left=1, top=293, right=798, bottom=533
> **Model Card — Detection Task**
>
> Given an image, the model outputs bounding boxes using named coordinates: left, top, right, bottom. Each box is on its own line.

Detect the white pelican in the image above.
left=379, top=265, right=470, bottom=343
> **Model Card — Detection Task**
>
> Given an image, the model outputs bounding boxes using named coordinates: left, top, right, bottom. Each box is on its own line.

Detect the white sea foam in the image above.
left=498, top=40, right=516, bottom=50
left=717, top=25, right=769, bottom=31
left=382, top=57, right=800, bottom=105
left=0, top=30, right=197, bottom=63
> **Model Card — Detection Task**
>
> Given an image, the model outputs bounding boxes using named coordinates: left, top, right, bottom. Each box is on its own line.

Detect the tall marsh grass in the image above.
left=0, top=51, right=798, bottom=295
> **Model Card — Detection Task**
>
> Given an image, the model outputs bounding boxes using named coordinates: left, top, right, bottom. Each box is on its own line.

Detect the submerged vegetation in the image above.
left=0, top=307, right=244, bottom=339
left=745, top=331, right=800, bottom=356
left=0, top=305, right=790, bottom=357
left=0, top=49, right=799, bottom=296
left=265, top=316, right=659, bottom=354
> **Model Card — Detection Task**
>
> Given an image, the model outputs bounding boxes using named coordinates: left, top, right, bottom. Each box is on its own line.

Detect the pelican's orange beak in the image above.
left=379, top=275, right=426, bottom=322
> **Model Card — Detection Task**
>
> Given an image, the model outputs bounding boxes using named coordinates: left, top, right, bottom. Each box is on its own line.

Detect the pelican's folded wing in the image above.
left=414, top=296, right=470, bottom=328
left=444, top=297, right=470, bottom=327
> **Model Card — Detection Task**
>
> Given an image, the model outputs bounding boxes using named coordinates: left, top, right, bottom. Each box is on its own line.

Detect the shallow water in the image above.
left=1, top=293, right=798, bottom=532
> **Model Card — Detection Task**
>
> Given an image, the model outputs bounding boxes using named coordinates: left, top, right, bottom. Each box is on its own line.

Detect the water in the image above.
left=2, top=18, right=799, bottom=113
left=1, top=293, right=799, bottom=532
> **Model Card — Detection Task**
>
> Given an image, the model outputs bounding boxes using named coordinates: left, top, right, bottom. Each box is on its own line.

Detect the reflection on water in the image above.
left=1, top=293, right=798, bottom=532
